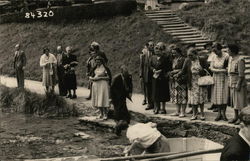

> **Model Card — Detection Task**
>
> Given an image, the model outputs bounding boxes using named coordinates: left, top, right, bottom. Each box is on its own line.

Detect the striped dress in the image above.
left=211, top=53, right=229, bottom=105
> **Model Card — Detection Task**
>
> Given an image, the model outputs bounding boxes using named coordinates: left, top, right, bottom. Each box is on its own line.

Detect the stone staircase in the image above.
left=145, top=9, right=250, bottom=88
left=145, top=9, right=212, bottom=51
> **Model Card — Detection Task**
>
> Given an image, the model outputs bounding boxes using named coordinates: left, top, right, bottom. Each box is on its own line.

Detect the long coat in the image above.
left=110, top=73, right=133, bottom=122
left=14, top=50, right=26, bottom=69
left=62, top=54, right=78, bottom=90
left=140, top=48, right=153, bottom=83
left=150, top=54, right=172, bottom=102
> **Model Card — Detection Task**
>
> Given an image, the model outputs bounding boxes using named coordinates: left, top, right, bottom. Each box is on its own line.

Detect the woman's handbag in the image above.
left=198, top=69, right=214, bottom=86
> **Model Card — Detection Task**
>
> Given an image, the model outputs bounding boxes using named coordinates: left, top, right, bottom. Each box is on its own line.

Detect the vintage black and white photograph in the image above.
left=0, top=0, right=250, bottom=160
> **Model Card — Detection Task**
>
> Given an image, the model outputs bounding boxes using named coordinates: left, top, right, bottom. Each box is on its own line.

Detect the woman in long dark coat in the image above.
left=150, top=42, right=171, bottom=114
left=62, top=46, right=78, bottom=99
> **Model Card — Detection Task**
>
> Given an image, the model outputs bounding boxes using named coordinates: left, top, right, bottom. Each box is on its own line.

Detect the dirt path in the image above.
left=0, top=75, right=237, bottom=127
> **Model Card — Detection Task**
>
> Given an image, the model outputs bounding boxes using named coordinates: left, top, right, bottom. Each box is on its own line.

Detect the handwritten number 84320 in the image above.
left=25, top=10, right=54, bottom=19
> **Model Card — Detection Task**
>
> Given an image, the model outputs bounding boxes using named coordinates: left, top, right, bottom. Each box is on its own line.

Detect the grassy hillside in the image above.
left=0, top=11, right=178, bottom=92
left=177, top=0, right=250, bottom=54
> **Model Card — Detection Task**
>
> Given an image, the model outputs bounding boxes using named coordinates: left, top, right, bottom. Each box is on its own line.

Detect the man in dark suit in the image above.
left=140, top=41, right=154, bottom=110
left=111, top=65, right=133, bottom=136
left=220, top=106, right=250, bottom=161
left=13, top=44, right=26, bottom=88
left=56, top=46, right=67, bottom=96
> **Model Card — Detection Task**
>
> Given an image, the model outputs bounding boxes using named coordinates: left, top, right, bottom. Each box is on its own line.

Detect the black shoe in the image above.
left=215, top=115, right=222, bottom=121
left=142, top=100, right=147, bottom=105
left=208, top=106, right=214, bottom=110
left=71, top=95, right=77, bottom=99
left=145, top=107, right=153, bottom=110
left=86, top=96, right=91, bottom=100
left=154, top=110, right=159, bottom=114
left=66, top=94, right=72, bottom=98
left=159, top=110, right=167, bottom=114
left=228, top=118, right=238, bottom=124
left=234, top=119, right=241, bottom=125
left=187, top=109, right=193, bottom=114
left=213, top=108, right=218, bottom=112
left=222, top=115, right=228, bottom=121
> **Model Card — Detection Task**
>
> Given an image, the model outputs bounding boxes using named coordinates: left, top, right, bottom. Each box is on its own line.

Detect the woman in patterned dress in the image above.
left=169, top=47, right=187, bottom=117
left=210, top=43, right=229, bottom=121
left=178, top=48, right=208, bottom=120
left=228, top=44, right=248, bottom=125
left=90, top=56, right=112, bottom=120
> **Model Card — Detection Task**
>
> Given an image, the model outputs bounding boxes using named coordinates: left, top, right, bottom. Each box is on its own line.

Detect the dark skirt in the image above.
left=64, top=73, right=77, bottom=90
left=113, top=100, right=130, bottom=122
left=152, top=77, right=170, bottom=102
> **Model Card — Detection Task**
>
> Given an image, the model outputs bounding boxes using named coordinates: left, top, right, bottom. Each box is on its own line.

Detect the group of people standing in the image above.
left=140, top=40, right=248, bottom=124
left=39, top=45, right=78, bottom=99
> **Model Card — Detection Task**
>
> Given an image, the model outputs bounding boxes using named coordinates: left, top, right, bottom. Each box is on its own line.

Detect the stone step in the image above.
left=170, top=31, right=199, bottom=36
left=244, top=56, right=250, bottom=60
left=146, top=12, right=175, bottom=15
left=195, top=43, right=207, bottom=47
left=245, top=64, right=250, bottom=69
left=245, top=69, right=250, bottom=74
left=161, top=24, right=188, bottom=28
left=175, top=34, right=203, bottom=39
left=146, top=13, right=176, bottom=17
left=147, top=14, right=178, bottom=19
left=245, top=59, right=250, bottom=64
left=180, top=37, right=207, bottom=42
left=151, top=17, right=181, bottom=21
left=195, top=46, right=205, bottom=50
left=163, top=26, right=193, bottom=31
left=156, top=21, right=184, bottom=25
left=167, top=28, right=197, bottom=33
left=246, top=74, right=250, bottom=80
left=145, top=9, right=172, bottom=14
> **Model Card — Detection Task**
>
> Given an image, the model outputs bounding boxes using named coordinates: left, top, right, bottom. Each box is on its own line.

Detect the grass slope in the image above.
left=0, top=11, right=178, bottom=92
left=177, top=0, right=250, bottom=54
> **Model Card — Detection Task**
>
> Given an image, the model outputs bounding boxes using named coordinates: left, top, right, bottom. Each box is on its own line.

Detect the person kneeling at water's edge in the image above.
left=124, top=122, right=170, bottom=156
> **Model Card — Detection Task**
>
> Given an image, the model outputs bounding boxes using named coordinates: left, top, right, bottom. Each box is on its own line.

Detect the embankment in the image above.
left=0, top=86, right=79, bottom=117
left=0, top=11, right=178, bottom=92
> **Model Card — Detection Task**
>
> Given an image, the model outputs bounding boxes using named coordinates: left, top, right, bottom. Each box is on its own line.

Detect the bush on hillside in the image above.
left=0, top=86, right=79, bottom=117
left=177, top=0, right=250, bottom=54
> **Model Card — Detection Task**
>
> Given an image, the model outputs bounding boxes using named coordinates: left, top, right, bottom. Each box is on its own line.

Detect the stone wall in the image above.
left=130, top=112, right=239, bottom=145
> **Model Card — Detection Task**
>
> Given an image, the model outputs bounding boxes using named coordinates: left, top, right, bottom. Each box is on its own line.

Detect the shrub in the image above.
left=0, top=86, right=79, bottom=117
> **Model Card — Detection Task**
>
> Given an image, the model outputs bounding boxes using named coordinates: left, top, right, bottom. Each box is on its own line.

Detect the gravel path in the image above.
left=0, top=75, right=237, bottom=127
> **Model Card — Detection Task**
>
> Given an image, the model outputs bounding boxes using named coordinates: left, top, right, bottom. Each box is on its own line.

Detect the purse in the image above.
left=198, top=69, right=214, bottom=86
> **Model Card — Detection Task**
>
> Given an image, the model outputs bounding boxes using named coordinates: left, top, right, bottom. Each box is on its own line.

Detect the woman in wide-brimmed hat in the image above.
left=90, top=56, right=112, bottom=120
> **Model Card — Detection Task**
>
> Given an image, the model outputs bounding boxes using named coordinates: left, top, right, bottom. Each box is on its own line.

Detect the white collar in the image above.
left=239, top=130, right=250, bottom=147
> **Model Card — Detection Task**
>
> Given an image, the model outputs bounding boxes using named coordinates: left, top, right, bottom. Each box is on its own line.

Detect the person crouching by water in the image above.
left=111, top=65, right=133, bottom=136
left=90, top=56, right=112, bottom=120
left=63, top=46, right=78, bottom=99
left=40, top=47, right=57, bottom=93
left=124, top=122, right=170, bottom=156
left=220, top=106, right=250, bottom=161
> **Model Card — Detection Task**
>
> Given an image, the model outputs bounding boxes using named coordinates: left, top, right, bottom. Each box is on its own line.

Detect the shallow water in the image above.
left=0, top=111, right=128, bottom=161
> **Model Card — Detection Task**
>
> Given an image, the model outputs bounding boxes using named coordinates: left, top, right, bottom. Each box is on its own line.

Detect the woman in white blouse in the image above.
left=40, top=48, right=57, bottom=93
